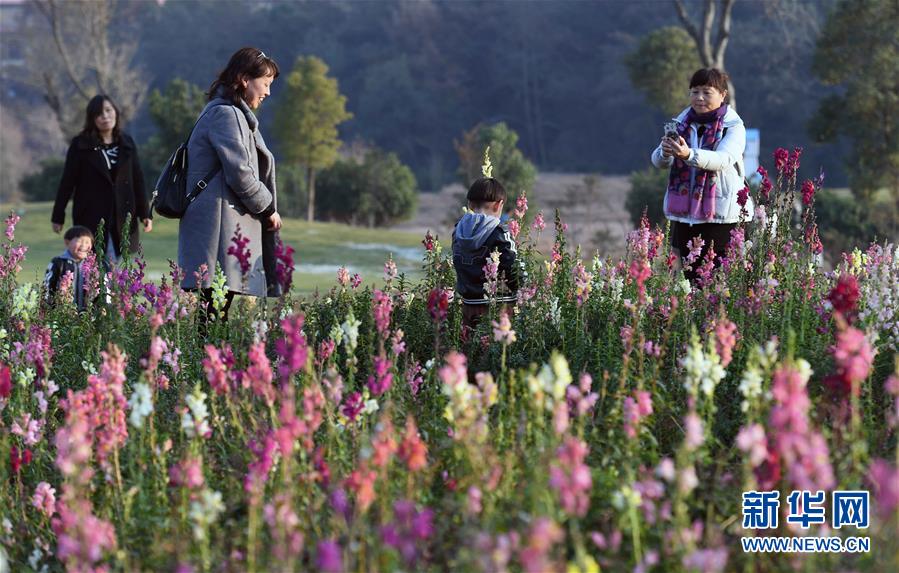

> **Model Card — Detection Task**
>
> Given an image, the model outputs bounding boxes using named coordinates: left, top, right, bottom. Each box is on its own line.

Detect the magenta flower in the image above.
left=316, top=539, right=343, bottom=573
left=757, top=166, right=772, bottom=201
left=827, top=273, right=860, bottom=323
left=316, top=339, right=336, bottom=367
left=227, top=224, right=252, bottom=276
left=381, top=500, right=434, bottom=567
left=737, top=185, right=749, bottom=207
left=274, top=237, right=295, bottom=293
left=422, top=230, right=436, bottom=252
left=367, top=356, right=393, bottom=397
left=275, top=314, right=309, bottom=381
left=340, top=391, right=364, bottom=422
left=773, top=147, right=789, bottom=174
left=0, top=363, right=11, bottom=400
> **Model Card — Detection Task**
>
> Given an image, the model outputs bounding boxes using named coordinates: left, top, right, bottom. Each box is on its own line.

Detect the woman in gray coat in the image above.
left=178, top=47, right=282, bottom=321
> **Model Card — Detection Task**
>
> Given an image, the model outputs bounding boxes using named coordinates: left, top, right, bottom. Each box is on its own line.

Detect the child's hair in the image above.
left=64, top=225, right=94, bottom=243
left=466, top=177, right=507, bottom=209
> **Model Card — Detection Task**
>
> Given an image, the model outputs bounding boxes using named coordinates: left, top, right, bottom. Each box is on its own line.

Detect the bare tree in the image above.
left=672, top=0, right=737, bottom=107
left=26, top=0, right=147, bottom=137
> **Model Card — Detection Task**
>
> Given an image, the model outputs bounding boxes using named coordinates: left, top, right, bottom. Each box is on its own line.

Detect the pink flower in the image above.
left=263, top=492, right=304, bottom=563
left=532, top=212, right=546, bottom=232
left=390, top=329, right=406, bottom=357
left=438, top=351, right=467, bottom=389
left=383, top=257, right=398, bottom=284
left=868, top=459, right=899, bottom=518
left=316, top=339, right=336, bottom=366
left=52, top=494, right=118, bottom=570
left=735, top=423, right=768, bottom=468
left=508, top=219, right=521, bottom=239
left=519, top=518, right=563, bottom=573
left=12, top=412, right=44, bottom=446
left=244, top=342, right=275, bottom=405
left=227, top=224, right=252, bottom=276
left=4, top=212, right=20, bottom=241
left=371, top=416, right=398, bottom=467
left=169, top=456, right=205, bottom=490
left=202, top=344, right=235, bottom=395
left=491, top=310, right=516, bottom=345
left=32, top=481, right=57, bottom=517
left=405, top=362, right=424, bottom=397
left=398, top=417, right=428, bottom=472
left=350, top=273, right=362, bottom=289
left=826, top=327, right=875, bottom=397
left=372, top=289, right=393, bottom=339
left=682, top=547, right=728, bottom=573
left=336, top=266, right=350, bottom=287
left=757, top=166, right=772, bottom=201
left=714, top=318, right=738, bottom=368
left=623, top=390, right=652, bottom=439
left=684, top=412, right=704, bottom=451
left=367, top=356, right=393, bottom=397
left=345, top=464, right=378, bottom=513
left=514, top=193, right=528, bottom=220
left=549, top=436, right=592, bottom=516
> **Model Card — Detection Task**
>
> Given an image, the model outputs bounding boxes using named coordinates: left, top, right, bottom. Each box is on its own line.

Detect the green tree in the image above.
left=810, top=0, right=899, bottom=235
left=318, top=148, right=418, bottom=227
left=20, top=158, right=65, bottom=202
left=624, top=27, right=701, bottom=116
left=272, top=56, right=352, bottom=222
left=624, top=167, right=668, bottom=229
left=456, top=122, right=537, bottom=203
left=142, top=78, right=206, bottom=189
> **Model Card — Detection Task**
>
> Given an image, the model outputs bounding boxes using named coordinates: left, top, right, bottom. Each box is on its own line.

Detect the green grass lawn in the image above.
left=1, top=202, right=426, bottom=294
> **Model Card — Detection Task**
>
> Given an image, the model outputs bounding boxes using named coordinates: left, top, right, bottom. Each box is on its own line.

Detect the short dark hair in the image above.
left=81, top=95, right=122, bottom=142
left=208, top=47, right=280, bottom=104
left=466, top=177, right=507, bottom=209
left=64, top=226, right=94, bottom=242
left=689, top=68, right=730, bottom=95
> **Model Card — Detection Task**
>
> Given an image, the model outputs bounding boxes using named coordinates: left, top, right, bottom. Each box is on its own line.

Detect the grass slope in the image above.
left=0, top=202, right=426, bottom=293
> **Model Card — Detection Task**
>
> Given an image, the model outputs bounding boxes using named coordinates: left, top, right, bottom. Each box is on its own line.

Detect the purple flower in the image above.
left=274, top=237, right=295, bottom=293
left=275, top=314, right=308, bottom=381
left=316, top=539, right=343, bottom=573
left=226, top=224, right=252, bottom=276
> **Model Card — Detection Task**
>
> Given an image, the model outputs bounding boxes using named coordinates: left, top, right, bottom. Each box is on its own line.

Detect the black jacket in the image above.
left=43, top=251, right=86, bottom=311
left=452, top=212, right=518, bottom=305
left=52, top=132, right=150, bottom=257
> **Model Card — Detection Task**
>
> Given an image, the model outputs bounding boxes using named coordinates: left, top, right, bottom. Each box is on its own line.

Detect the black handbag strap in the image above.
left=183, top=102, right=230, bottom=205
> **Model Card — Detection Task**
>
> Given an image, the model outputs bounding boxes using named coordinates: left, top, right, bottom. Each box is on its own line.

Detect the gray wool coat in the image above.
left=178, top=95, right=282, bottom=297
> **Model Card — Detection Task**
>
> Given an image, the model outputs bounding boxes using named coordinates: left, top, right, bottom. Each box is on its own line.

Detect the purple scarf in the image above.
left=665, top=105, right=729, bottom=221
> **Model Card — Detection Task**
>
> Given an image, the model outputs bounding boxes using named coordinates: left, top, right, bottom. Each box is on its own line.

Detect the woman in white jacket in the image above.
left=651, top=68, right=752, bottom=281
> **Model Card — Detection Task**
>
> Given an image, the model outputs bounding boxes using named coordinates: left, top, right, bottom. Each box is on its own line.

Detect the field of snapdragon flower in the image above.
left=1, top=149, right=898, bottom=573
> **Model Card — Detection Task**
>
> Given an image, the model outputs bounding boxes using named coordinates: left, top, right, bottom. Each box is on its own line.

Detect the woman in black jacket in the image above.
left=52, top=95, right=152, bottom=261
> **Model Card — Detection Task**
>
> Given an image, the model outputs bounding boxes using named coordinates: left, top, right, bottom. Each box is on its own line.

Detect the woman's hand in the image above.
left=143, top=219, right=153, bottom=233
left=52, top=223, right=63, bottom=234
left=268, top=212, right=282, bottom=231
left=662, top=136, right=691, bottom=161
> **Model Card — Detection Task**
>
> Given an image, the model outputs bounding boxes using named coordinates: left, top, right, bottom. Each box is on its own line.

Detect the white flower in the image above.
left=680, top=333, right=725, bottom=399
left=128, top=383, right=154, bottom=429
left=181, top=387, right=211, bottom=439
left=12, top=283, right=39, bottom=322
left=548, top=297, right=561, bottom=327
left=676, top=279, right=692, bottom=296
left=363, top=399, right=379, bottom=415
left=738, top=366, right=763, bottom=413
left=188, top=489, right=225, bottom=541
left=341, top=311, right=361, bottom=352
left=328, top=323, right=344, bottom=345
left=609, top=277, right=625, bottom=302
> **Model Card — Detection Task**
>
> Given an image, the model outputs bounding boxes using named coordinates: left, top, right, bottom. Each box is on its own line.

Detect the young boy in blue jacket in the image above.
left=43, top=225, right=94, bottom=311
left=452, top=177, right=518, bottom=333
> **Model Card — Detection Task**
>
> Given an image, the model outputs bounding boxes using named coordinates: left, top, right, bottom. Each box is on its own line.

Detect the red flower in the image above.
left=10, top=445, right=32, bottom=474
left=737, top=185, right=749, bottom=207
left=827, top=274, right=860, bottom=322
left=754, top=444, right=781, bottom=491
left=422, top=231, right=436, bottom=252
left=773, top=148, right=789, bottom=174
left=427, top=288, right=449, bottom=323
left=800, top=180, right=815, bottom=206
left=0, top=363, right=11, bottom=399
left=757, top=166, right=773, bottom=201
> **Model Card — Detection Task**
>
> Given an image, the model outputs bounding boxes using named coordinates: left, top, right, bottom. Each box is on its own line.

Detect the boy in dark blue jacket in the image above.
left=452, top=177, right=518, bottom=333
left=43, top=226, right=94, bottom=311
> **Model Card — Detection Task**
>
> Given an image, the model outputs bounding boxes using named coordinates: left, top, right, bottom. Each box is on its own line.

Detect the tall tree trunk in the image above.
left=306, top=167, right=316, bottom=222
left=673, top=0, right=737, bottom=109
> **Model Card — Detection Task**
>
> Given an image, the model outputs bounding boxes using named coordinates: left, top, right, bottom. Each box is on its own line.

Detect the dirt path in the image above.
left=391, top=173, right=635, bottom=257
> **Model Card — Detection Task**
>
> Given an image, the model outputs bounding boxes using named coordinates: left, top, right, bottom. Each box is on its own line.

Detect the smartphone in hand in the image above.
left=664, top=121, right=679, bottom=140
